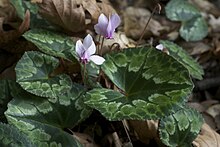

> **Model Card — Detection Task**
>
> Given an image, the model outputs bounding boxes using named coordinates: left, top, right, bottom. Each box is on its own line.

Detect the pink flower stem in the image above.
left=100, top=36, right=105, bottom=56
left=82, top=63, right=86, bottom=85
left=97, top=35, right=101, bottom=54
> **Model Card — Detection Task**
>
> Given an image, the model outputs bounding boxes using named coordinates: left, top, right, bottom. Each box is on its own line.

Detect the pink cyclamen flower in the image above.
left=76, top=34, right=105, bottom=65
left=94, top=13, right=121, bottom=39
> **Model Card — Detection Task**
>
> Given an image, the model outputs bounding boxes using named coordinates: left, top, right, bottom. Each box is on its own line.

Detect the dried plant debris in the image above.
left=123, top=7, right=167, bottom=40
left=38, top=0, right=115, bottom=33
left=0, top=10, right=30, bottom=47
left=193, top=123, right=220, bottom=147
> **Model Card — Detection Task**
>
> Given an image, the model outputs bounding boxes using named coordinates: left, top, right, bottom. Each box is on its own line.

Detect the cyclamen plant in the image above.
left=1, top=2, right=205, bottom=147
left=76, top=34, right=105, bottom=65
left=94, top=13, right=121, bottom=39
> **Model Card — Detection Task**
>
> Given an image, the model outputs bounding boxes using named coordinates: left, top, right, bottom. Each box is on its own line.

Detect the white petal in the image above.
left=87, top=41, right=96, bottom=56
left=156, top=44, right=164, bottom=51
left=76, top=40, right=84, bottom=57
left=90, top=55, right=105, bottom=65
left=83, top=34, right=93, bottom=49
left=110, top=14, right=121, bottom=30
left=94, top=13, right=108, bottom=36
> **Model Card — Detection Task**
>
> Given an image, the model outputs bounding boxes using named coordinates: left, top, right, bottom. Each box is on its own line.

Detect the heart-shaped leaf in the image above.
left=165, top=0, right=200, bottom=21
left=5, top=81, right=89, bottom=146
left=15, top=51, right=72, bottom=99
left=159, top=40, right=204, bottom=80
left=8, top=81, right=92, bottom=128
left=180, top=17, right=208, bottom=41
left=85, top=47, right=193, bottom=120
left=23, top=29, right=77, bottom=62
left=159, top=107, right=203, bottom=147
left=0, top=123, right=33, bottom=147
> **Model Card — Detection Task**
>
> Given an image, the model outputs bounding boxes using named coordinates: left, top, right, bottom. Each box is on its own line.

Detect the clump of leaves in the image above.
left=165, top=0, right=208, bottom=41
left=0, top=0, right=205, bottom=146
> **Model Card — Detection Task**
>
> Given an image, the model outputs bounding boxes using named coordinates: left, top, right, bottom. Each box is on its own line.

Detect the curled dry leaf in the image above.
left=99, top=32, right=135, bottom=54
left=193, top=123, right=220, bottom=147
left=0, top=10, right=30, bottom=46
left=38, top=0, right=115, bottom=33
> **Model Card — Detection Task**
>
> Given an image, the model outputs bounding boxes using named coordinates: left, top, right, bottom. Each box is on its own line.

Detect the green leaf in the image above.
left=8, top=81, right=91, bottom=128
left=23, top=29, right=76, bottom=62
left=159, top=40, right=204, bottom=80
left=180, top=17, right=208, bottom=41
left=159, top=107, right=203, bottom=147
left=85, top=47, right=193, bottom=120
left=0, top=80, right=12, bottom=122
left=0, top=123, right=33, bottom=147
left=5, top=82, right=88, bottom=146
left=15, top=51, right=72, bottom=99
left=10, top=0, right=51, bottom=28
left=165, top=0, right=200, bottom=21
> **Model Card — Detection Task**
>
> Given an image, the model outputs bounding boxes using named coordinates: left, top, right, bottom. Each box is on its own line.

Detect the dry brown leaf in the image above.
left=0, top=10, right=30, bottom=46
left=96, top=0, right=116, bottom=17
left=193, top=123, right=220, bottom=147
left=0, top=0, right=17, bottom=23
left=189, top=0, right=220, bottom=16
left=38, top=0, right=116, bottom=33
left=209, top=15, right=220, bottom=33
left=100, top=32, right=135, bottom=54
left=0, top=0, right=9, bottom=7
left=38, top=0, right=86, bottom=33
left=128, top=120, right=159, bottom=144
left=73, top=132, right=99, bottom=147
left=206, top=104, right=220, bottom=118
left=81, top=0, right=100, bottom=24
left=31, top=0, right=43, bottom=3
left=123, top=7, right=166, bottom=40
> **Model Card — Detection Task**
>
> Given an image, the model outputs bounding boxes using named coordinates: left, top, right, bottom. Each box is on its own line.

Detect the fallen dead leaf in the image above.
left=128, top=120, right=160, bottom=145
left=100, top=32, right=135, bottom=54
left=31, top=0, right=43, bottom=3
left=38, top=0, right=115, bottom=33
left=38, top=0, right=86, bottom=33
left=123, top=7, right=166, bottom=40
left=73, top=132, right=99, bottom=147
left=0, top=10, right=30, bottom=46
left=0, top=0, right=9, bottom=7
left=189, top=0, right=220, bottom=16
left=0, top=0, right=17, bottom=23
left=209, top=14, right=220, bottom=33
left=193, top=123, right=220, bottom=147
left=96, top=0, right=116, bottom=17
left=206, top=104, right=220, bottom=118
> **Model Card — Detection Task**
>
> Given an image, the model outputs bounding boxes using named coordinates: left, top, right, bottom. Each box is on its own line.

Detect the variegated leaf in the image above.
left=159, top=40, right=204, bottom=80
left=15, top=51, right=72, bottom=99
left=85, top=47, right=193, bottom=120
left=159, top=107, right=203, bottom=147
